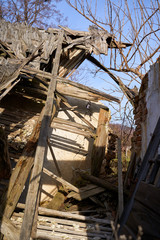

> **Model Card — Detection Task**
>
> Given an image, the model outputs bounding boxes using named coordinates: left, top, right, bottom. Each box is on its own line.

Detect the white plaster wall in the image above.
left=40, top=97, right=109, bottom=202
left=141, top=60, right=160, bottom=159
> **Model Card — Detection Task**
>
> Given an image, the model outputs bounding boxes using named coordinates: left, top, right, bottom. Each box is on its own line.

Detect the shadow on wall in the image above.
left=40, top=119, right=95, bottom=202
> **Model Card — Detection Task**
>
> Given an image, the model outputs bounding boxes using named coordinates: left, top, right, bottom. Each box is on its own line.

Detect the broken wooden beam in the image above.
left=12, top=208, right=113, bottom=239
left=59, top=49, right=86, bottom=78
left=67, top=184, right=105, bottom=201
left=0, top=42, right=43, bottom=93
left=51, top=122, right=96, bottom=138
left=16, top=204, right=112, bottom=229
left=87, top=55, right=135, bottom=105
left=0, top=108, right=44, bottom=219
left=76, top=169, right=118, bottom=193
left=21, top=66, right=120, bottom=103
left=91, top=107, right=110, bottom=176
left=16, top=202, right=111, bottom=224
left=53, top=117, right=94, bottom=132
left=56, top=77, right=120, bottom=103
left=119, top=117, right=160, bottom=232
left=43, top=168, right=79, bottom=193
left=20, top=31, right=64, bottom=240
left=0, top=40, right=17, bottom=59
left=117, top=138, right=124, bottom=219
left=38, top=207, right=111, bottom=224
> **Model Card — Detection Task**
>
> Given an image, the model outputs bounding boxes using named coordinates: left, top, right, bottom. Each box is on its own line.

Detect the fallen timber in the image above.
left=0, top=21, right=132, bottom=240
left=75, top=169, right=118, bottom=194
left=14, top=203, right=113, bottom=240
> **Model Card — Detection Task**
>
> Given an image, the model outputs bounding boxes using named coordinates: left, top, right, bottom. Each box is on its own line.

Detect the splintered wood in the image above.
left=0, top=21, right=120, bottom=104
left=11, top=203, right=113, bottom=240
left=19, top=31, right=64, bottom=240
left=0, top=21, right=131, bottom=240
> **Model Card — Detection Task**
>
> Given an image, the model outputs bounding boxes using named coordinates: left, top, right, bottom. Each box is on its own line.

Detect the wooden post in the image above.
left=117, top=138, right=124, bottom=218
left=91, top=107, right=110, bottom=176
left=0, top=109, right=44, bottom=219
left=119, top=117, right=160, bottom=231
left=19, top=31, right=64, bottom=240
left=75, top=169, right=118, bottom=193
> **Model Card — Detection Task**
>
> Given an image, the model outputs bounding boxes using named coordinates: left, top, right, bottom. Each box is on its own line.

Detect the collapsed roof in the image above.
left=0, top=20, right=133, bottom=240
left=0, top=20, right=132, bottom=103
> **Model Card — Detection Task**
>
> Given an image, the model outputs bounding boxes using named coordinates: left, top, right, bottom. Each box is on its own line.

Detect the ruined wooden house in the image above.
left=0, top=20, right=134, bottom=240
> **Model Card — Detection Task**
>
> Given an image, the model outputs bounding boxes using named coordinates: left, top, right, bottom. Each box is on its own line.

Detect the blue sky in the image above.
left=56, top=0, right=159, bottom=124
left=56, top=0, right=135, bottom=123
left=58, top=1, right=103, bottom=31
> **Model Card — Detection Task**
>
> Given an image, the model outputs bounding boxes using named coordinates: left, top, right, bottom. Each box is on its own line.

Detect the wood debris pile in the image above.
left=0, top=20, right=132, bottom=239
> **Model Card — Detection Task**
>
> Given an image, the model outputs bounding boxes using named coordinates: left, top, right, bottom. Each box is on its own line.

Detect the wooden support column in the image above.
left=19, top=31, right=64, bottom=240
left=91, top=107, right=110, bottom=177
left=117, top=138, right=124, bottom=219
left=0, top=109, right=44, bottom=219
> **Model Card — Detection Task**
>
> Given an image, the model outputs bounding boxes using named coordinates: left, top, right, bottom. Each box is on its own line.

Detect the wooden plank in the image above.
left=59, top=26, right=90, bottom=37
left=0, top=78, right=20, bottom=101
left=35, top=231, right=87, bottom=240
left=56, top=82, right=111, bottom=101
left=43, top=168, right=79, bottom=193
left=51, top=94, right=61, bottom=123
left=19, top=31, right=64, bottom=240
left=36, top=227, right=111, bottom=239
left=37, top=207, right=111, bottom=224
left=31, top=191, right=40, bottom=239
left=15, top=206, right=112, bottom=231
left=119, top=117, right=160, bottom=232
left=75, top=169, right=118, bottom=193
left=0, top=42, right=43, bottom=92
left=117, top=138, right=124, bottom=219
left=67, top=185, right=105, bottom=201
left=87, top=55, right=134, bottom=105
left=91, top=107, right=110, bottom=176
left=59, top=49, right=86, bottom=78
left=0, top=216, right=20, bottom=240
left=36, top=224, right=111, bottom=237
left=53, top=117, right=94, bottom=132
left=127, top=200, right=160, bottom=239
left=21, top=66, right=53, bottom=80
left=124, top=152, right=136, bottom=188
left=148, top=155, right=160, bottom=184
left=0, top=40, right=17, bottom=59
left=0, top=109, right=44, bottom=219
left=51, top=122, right=95, bottom=138
left=21, top=65, right=119, bottom=103
left=6, top=210, right=112, bottom=240
left=57, top=77, right=120, bottom=103
left=135, top=181, right=160, bottom=214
